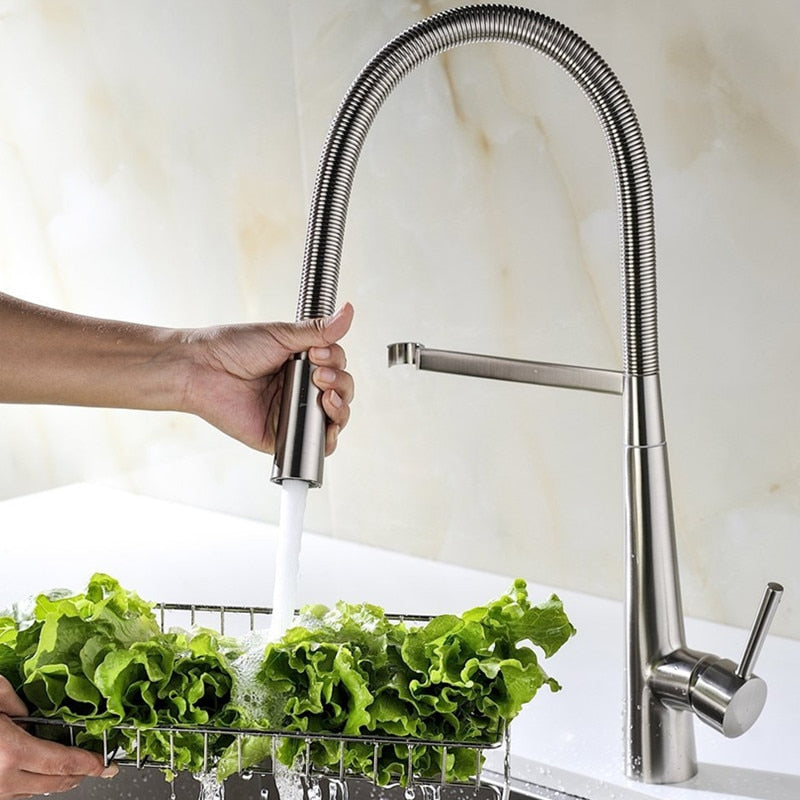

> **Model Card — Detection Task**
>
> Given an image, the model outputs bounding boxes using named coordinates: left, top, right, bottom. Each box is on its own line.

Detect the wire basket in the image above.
left=19, top=603, right=509, bottom=794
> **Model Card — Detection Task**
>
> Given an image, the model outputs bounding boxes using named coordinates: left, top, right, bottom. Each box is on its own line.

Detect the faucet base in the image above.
left=626, top=694, right=697, bottom=784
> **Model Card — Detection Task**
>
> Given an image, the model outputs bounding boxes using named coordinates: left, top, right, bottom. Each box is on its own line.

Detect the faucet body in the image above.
left=273, top=4, right=781, bottom=783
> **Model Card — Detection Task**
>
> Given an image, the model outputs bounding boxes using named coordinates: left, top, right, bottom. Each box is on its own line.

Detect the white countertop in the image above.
left=1, top=484, right=797, bottom=800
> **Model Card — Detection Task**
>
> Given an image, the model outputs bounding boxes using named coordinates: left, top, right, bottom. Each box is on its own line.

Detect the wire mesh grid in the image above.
left=20, top=603, right=508, bottom=792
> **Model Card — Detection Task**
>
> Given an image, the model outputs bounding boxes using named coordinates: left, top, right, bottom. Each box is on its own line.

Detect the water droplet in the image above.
left=260, top=790, right=269, bottom=800
left=308, top=778, right=322, bottom=800
left=404, top=788, right=416, bottom=800
left=241, top=770, right=254, bottom=781
left=193, top=772, right=226, bottom=800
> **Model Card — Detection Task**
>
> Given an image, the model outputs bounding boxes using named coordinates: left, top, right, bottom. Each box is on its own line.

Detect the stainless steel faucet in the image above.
left=271, top=4, right=783, bottom=784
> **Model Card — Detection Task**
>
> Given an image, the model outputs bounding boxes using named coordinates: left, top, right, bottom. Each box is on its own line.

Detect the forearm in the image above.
left=0, top=293, right=189, bottom=411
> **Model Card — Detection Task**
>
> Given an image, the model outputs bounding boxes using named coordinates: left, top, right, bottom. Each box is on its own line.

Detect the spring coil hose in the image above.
left=297, top=4, right=658, bottom=376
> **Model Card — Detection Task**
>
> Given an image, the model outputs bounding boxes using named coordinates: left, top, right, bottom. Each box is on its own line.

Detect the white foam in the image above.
left=228, top=630, right=273, bottom=722
left=273, top=760, right=304, bottom=800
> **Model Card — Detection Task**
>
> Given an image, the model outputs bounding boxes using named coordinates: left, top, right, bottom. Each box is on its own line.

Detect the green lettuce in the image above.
left=0, top=615, right=21, bottom=688
left=7, top=574, right=242, bottom=776
left=220, top=578, right=575, bottom=784
left=4, top=574, right=575, bottom=786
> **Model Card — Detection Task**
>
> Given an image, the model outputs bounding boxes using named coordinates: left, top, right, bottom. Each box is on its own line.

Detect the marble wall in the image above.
left=1, top=0, right=797, bottom=639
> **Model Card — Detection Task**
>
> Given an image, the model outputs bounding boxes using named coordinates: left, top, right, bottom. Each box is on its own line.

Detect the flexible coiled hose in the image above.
left=297, top=4, right=658, bottom=376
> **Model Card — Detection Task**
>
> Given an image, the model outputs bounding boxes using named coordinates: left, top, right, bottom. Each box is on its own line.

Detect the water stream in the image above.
left=269, top=480, right=309, bottom=641
left=189, top=477, right=512, bottom=800
left=190, top=481, right=308, bottom=800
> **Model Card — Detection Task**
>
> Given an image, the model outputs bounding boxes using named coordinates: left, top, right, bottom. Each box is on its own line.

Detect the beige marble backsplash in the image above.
left=0, top=1, right=797, bottom=638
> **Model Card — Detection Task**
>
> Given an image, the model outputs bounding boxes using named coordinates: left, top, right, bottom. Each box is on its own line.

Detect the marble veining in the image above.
left=0, top=0, right=797, bottom=639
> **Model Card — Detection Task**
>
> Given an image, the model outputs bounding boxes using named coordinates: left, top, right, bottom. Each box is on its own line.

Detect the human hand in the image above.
left=0, top=676, right=116, bottom=799
left=181, top=303, right=355, bottom=454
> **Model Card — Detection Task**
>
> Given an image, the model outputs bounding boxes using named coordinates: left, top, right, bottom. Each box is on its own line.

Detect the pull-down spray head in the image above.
left=271, top=354, right=326, bottom=488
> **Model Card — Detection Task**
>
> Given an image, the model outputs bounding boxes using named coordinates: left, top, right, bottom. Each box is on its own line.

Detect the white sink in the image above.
left=1, top=484, right=797, bottom=800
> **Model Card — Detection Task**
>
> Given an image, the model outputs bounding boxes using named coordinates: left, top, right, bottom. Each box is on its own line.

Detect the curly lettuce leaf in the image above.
left=14, top=574, right=240, bottom=776
left=21, top=574, right=161, bottom=719
left=8, top=574, right=575, bottom=786
left=238, top=579, right=575, bottom=784
left=0, top=616, right=21, bottom=688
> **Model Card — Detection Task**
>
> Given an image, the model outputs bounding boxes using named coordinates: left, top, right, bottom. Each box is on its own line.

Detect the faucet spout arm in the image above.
left=387, top=342, right=623, bottom=395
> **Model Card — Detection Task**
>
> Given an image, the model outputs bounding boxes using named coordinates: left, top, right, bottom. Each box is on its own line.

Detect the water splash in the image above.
left=193, top=772, right=225, bottom=800
left=269, top=480, right=308, bottom=641
left=328, top=778, right=349, bottom=800
left=273, top=761, right=304, bottom=800
left=307, top=777, right=323, bottom=800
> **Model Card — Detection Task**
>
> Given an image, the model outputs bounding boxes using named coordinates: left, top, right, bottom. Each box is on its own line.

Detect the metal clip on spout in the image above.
left=271, top=354, right=326, bottom=488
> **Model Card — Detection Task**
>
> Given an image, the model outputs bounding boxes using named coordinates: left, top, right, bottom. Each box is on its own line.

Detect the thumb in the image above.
left=283, top=302, right=354, bottom=350
left=0, top=675, right=28, bottom=717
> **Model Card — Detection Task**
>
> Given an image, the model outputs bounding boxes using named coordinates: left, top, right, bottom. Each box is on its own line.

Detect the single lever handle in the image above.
left=736, top=581, right=784, bottom=679
left=690, top=581, right=784, bottom=738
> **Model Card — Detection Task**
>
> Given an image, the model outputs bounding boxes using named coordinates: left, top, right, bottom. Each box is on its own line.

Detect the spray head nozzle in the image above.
left=271, top=354, right=326, bottom=488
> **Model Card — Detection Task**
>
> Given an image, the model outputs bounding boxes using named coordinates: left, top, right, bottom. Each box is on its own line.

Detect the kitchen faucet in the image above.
left=271, top=4, right=782, bottom=784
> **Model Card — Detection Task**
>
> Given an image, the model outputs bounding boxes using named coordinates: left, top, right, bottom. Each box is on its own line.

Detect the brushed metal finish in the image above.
left=624, top=373, right=666, bottom=447
left=644, top=586, right=784, bottom=750
left=274, top=4, right=784, bottom=784
left=737, top=582, right=784, bottom=679
left=294, top=4, right=657, bottom=377
left=691, top=658, right=767, bottom=738
left=386, top=341, right=421, bottom=368
left=270, top=356, right=326, bottom=488
left=624, top=424, right=695, bottom=781
left=387, top=343, right=623, bottom=395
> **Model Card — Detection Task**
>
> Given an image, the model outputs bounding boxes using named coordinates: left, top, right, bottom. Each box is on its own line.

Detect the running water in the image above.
left=269, top=479, right=309, bottom=641
left=273, top=761, right=304, bottom=800
left=193, top=771, right=225, bottom=800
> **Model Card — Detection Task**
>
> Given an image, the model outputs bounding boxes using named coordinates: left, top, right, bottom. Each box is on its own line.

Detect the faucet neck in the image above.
left=297, top=4, right=659, bottom=377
